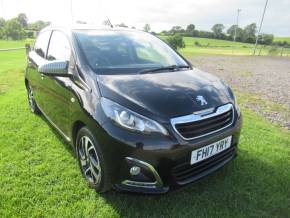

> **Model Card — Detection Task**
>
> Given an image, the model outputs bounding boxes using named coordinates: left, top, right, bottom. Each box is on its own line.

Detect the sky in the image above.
left=0, top=0, right=289, bottom=36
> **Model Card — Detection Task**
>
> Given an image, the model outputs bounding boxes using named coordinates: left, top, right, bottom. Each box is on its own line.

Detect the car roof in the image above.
left=40, top=24, right=143, bottom=35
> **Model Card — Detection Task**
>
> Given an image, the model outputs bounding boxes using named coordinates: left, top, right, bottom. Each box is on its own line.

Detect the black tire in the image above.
left=26, top=82, right=41, bottom=114
left=76, top=127, right=111, bottom=193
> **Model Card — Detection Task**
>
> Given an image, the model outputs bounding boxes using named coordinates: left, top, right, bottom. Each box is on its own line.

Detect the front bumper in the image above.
left=99, top=113, right=242, bottom=194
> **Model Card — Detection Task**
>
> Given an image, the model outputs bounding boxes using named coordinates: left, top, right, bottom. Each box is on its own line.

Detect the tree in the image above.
left=259, top=33, right=274, bottom=45
left=166, top=34, right=185, bottom=50
left=243, top=23, right=257, bottom=43
left=115, top=23, right=128, bottom=28
left=0, top=18, right=5, bottom=39
left=0, top=27, right=5, bottom=39
left=185, top=24, right=195, bottom=36
left=0, top=17, right=5, bottom=28
left=198, top=30, right=214, bottom=39
left=160, top=30, right=169, bottom=35
left=17, top=13, right=28, bottom=27
left=169, top=26, right=183, bottom=35
left=5, top=18, right=24, bottom=40
left=143, top=23, right=151, bottom=32
left=27, top=20, right=50, bottom=31
left=227, top=25, right=244, bottom=41
left=211, top=24, right=225, bottom=38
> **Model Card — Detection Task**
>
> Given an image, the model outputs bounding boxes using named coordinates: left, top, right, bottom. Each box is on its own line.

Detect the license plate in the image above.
left=190, top=136, right=232, bottom=165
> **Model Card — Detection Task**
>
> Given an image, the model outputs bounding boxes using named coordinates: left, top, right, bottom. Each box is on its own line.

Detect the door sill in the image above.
left=38, top=106, right=71, bottom=142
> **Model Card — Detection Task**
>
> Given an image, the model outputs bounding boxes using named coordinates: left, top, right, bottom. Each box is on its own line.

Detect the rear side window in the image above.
left=47, top=31, right=71, bottom=61
left=34, top=31, right=51, bottom=58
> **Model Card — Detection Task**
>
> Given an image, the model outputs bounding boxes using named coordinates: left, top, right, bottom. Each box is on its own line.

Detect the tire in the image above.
left=76, top=127, right=111, bottom=193
left=26, top=83, right=41, bottom=114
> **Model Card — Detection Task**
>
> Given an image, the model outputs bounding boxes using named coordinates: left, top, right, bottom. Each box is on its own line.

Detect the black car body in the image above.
left=25, top=25, right=242, bottom=194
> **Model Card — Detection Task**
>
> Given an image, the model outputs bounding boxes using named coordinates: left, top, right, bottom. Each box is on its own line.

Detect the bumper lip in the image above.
left=173, top=146, right=237, bottom=186
left=115, top=145, right=238, bottom=194
left=115, top=183, right=169, bottom=194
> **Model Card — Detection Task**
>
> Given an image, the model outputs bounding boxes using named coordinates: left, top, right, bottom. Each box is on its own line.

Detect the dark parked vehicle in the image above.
left=25, top=25, right=242, bottom=193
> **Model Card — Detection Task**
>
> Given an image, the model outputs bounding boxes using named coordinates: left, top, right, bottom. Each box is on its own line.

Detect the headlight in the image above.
left=233, top=95, right=241, bottom=117
left=100, top=97, right=168, bottom=135
left=222, top=80, right=241, bottom=117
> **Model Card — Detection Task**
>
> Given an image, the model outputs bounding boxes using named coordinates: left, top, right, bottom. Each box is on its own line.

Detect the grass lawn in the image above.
left=160, top=36, right=290, bottom=57
left=0, top=40, right=32, bottom=72
left=0, top=43, right=290, bottom=217
left=274, top=37, right=290, bottom=44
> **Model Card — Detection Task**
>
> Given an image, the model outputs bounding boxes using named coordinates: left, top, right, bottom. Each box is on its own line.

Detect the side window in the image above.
left=34, top=31, right=51, bottom=58
left=47, top=31, right=71, bottom=61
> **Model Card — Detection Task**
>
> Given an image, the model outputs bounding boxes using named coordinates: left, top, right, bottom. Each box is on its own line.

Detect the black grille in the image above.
left=172, top=146, right=236, bottom=185
left=175, top=108, right=233, bottom=139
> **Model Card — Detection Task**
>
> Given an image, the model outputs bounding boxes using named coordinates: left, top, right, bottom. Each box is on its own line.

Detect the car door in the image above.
left=27, top=30, right=52, bottom=110
left=40, top=30, right=73, bottom=138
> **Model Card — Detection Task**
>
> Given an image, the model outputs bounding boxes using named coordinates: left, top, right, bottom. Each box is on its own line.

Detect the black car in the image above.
left=25, top=25, right=242, bottom=194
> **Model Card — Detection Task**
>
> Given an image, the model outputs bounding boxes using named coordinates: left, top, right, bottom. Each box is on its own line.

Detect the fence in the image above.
left=0, top=47, right=26, bottom=51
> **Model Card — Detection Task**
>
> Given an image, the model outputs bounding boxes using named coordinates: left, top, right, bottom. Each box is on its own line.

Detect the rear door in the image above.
left=40, top=30, right=73, bottom=137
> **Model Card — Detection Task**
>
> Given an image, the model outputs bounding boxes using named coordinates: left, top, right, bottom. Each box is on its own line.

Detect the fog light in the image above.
left=130, top=166, right=141, bottom=176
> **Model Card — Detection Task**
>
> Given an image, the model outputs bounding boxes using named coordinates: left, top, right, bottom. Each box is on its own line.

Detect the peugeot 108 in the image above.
left=25, top=25, right=242, bottom=193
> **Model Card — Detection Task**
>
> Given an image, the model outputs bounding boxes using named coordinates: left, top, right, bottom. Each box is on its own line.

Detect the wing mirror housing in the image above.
left=25, top=44, right=31, bottom=55
left=38, top=60, right=71, bottom=77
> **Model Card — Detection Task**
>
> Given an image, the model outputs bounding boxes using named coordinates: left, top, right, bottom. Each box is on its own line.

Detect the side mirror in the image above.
left=38, top=60, right=70, bottom=77
left=25, top=44, right=31, bottom=55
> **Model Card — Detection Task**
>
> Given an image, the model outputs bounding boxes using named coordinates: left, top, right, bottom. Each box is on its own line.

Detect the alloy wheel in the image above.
left=78, top=136, right=102, bottom=185
left=27, top=85, right=36, bottom=112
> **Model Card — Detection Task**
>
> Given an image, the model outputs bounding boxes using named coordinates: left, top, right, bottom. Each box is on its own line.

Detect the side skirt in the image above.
left=38, top=106, right=71, bottom=143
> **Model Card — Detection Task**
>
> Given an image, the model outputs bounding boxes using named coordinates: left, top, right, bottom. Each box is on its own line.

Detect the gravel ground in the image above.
left=190, top=56, right=290, bottom=129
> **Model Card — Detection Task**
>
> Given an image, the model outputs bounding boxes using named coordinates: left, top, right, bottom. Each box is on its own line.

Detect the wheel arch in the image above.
left=24, top=78, right=29, bottom=87
left=72, top=120, right=86, bottom=147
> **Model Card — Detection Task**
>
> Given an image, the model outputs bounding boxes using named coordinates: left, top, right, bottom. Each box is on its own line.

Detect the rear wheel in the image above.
left=76, top=127, right=111, bottom=193
left=26, top=83, right=41, bottom=114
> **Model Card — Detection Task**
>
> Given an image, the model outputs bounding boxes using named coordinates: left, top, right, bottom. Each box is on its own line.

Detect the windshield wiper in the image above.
left=138, top=65, right=190, bottom=74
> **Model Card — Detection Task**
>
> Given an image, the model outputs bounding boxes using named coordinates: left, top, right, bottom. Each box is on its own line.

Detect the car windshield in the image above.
left=74, top=30, right=189, bottom=74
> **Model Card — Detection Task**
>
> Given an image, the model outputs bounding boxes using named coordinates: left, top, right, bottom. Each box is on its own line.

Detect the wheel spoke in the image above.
left=80, top=158, right=86, bottom=166
left=84, top=167, right=91, bottom=176
left=88, top=145, right=101, bottom=171
left=87, top=144, right=95, bottom=153
left=78, top=137, right=86, bottom=161
left=90, top=167, right=100, bottom=183
left=89, top=154, right=100, bottom=171
left=84, top=137, right=89, bottom=158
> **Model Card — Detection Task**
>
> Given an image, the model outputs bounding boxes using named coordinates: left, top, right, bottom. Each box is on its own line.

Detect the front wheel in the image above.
left=76, top=127, right=111, bottom=193
left=26, top=83, right=41, bottom=114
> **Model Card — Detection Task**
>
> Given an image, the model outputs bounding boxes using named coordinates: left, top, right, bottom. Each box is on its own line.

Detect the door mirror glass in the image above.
left=38, top=60, right=69, bottom=76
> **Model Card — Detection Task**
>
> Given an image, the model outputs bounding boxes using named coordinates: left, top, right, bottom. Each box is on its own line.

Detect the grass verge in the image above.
left=159, top=36, right=290, bottom=57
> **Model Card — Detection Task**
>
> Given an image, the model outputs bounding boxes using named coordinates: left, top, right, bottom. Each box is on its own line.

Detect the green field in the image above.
left=0, top=41, right=290, bottom=217
left=160, top=36, right=290, bottom=57
left=0, top=40, right=32, bottom=72
left=274, top=36, right=290, bottom=43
